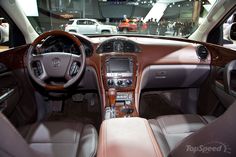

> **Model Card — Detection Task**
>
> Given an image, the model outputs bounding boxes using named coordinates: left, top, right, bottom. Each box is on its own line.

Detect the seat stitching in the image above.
left=144, top=119, right=164, bottom=157
left=197, top=115, right=208, bottom=125
left=89, top=125, right=98, bottom=157
left=25, top=123, right=37, bottom=143
left=76, top=123, right=83, bottom=157
left=0, top=147, right=15, bottom=157
left=159, top=117, right=168, bottom=134
left=152, top=119, right=172, bottom=155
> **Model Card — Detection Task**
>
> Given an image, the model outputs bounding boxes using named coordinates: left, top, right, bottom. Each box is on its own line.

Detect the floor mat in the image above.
left=47, top=93, right=102, bottom=130
left=139, top=92, right=181, bottom=119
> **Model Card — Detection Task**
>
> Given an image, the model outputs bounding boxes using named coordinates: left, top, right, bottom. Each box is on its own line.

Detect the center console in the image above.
left=97, top=118, right=162, bottom=157
left=101, top=55, right=138, bottom=118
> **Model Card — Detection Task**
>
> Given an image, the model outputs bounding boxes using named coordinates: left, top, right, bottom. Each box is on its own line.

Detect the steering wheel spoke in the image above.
left=29, top=54, right=43, bottom=63
left=38, top=70, right=49, bottom=81
left=72, top=54, right=83, bottom=63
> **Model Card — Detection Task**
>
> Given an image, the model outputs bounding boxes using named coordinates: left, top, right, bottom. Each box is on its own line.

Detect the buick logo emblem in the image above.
left=52, top=58, right=61, bottom=68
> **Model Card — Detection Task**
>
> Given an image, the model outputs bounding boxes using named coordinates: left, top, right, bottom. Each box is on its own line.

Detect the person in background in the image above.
left=146, top=19, right=151, bottom=34
left=158, top=19, right=167, bottom=36
left=173, top=20, right=181, bottom=36
left=149, top=18, right=158, bottom=35
left=137, top=18, right=143, bottom=34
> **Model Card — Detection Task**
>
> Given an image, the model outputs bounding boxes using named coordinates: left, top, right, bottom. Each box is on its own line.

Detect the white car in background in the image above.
left=65, top=19, right=117, bottom=35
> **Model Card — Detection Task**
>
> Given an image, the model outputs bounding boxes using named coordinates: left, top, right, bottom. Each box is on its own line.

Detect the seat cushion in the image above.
left=18, top=121, right=98, bottom=157
left=148, top=114, right=216, bottom=157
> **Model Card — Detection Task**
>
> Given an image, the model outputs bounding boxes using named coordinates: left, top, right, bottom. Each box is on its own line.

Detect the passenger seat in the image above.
left=149, top=114, right=216, bottom=157
left=149, top=102, right=236, bottom=156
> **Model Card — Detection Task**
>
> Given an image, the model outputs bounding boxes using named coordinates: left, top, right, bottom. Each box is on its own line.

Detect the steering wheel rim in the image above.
left=26, top=30, right=86, bottom=91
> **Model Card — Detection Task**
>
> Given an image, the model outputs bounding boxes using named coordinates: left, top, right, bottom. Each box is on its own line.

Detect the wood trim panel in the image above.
left=0, top=45, right=29, bottom=70
left=207, top=44, right=236, bottom=67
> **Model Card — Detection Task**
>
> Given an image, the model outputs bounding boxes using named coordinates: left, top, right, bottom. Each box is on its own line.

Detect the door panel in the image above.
left=212, top=64, right=236, bottom=109
left=0, top=64, right=21, bottom=115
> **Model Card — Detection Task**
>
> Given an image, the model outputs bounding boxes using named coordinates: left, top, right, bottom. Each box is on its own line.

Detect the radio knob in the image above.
left=107, top=79, right=114, bottom=86
left=117, top=80, right=123, bottom=86
left=126, top=79, right=132, bottom=86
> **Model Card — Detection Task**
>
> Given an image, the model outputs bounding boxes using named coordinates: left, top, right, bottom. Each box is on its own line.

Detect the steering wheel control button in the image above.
left=32, top=61, right=43, bottom=77
left=69, top=62, right=79, bottom=76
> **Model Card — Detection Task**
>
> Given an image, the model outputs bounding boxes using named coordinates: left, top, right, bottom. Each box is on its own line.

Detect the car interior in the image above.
left=1, top=0, right=236, bottom=157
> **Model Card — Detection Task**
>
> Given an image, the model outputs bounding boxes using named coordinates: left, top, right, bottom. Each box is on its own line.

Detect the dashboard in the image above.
left=31, top=34, right=212, bottom=91
left=2, top=31, right=236, bottom=117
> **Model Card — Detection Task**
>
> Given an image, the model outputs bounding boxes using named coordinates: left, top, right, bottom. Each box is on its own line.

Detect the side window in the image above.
left=0, top=16, right=10, bottom=52
left=77, top=20, right=86, bottom=25
left=0, top=8, right=25, bottom=51
left=87, top=21, right=96, bottom=25
left=223, top=13, right=236, bottom=50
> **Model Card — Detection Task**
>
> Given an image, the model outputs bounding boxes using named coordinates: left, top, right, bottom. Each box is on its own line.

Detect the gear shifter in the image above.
left=107, top=88, right=117, bottom=118
left=108, top=88, right=117, bottom=107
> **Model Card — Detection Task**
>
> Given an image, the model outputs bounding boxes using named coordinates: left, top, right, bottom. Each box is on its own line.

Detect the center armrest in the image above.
left=97, top=117, right=163, bottom=157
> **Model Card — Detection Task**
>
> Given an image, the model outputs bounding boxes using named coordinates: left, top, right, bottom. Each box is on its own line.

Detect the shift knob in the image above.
left=108, top=88, right=117, bottom=107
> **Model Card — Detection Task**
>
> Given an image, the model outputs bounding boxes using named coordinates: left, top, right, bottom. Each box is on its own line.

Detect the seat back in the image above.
left=0, top=112, right=39, bottom=157
left=169, top=102, right=236, bottom=157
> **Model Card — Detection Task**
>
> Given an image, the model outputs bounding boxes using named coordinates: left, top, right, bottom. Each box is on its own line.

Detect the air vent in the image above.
left=196, top=45, right=208, bottom=60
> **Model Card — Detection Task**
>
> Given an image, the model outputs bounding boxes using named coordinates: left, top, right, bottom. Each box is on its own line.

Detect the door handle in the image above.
left=0, top=88, right=15, bottom=104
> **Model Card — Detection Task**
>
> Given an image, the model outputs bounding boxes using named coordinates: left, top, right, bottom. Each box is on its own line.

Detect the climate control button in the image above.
left=117, top=80, right=123, bottom=86
left=107, top=79, right=114, bottom=86
left=126, top=79, right=132, bottom=86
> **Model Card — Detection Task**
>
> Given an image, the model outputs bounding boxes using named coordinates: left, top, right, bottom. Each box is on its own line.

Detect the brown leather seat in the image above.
left=0, top=112, right=98, bottom=157
left=149, top=102, right=236, bottom=157
left=149, top=114, right=216, bottom=157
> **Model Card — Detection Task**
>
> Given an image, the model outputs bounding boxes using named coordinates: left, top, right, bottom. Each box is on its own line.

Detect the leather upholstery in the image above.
left=169, top=103, right=236, bottom=157
left=0, top=112, right=40, bottom=157
left=97, top=117, right=163, bottom=157
left=0, top=112, right=98, bottom=157
left=149, top=114, right=216, bottom=157
left=19, top=121, right=98, bottom=157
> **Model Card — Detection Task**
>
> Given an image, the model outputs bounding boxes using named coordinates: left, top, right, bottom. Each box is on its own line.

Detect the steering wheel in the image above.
left=26, top=30, right=86, bottom=91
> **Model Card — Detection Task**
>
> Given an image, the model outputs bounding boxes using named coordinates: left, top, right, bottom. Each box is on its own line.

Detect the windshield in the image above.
left=25, top=0, right=216, bottom=37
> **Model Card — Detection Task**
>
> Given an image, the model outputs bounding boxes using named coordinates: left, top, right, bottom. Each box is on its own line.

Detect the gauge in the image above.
left=113, top=40, right=124, bottom=52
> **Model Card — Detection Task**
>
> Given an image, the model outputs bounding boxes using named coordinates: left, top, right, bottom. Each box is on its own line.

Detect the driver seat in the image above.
left=0, top=112, right=98, bottom=157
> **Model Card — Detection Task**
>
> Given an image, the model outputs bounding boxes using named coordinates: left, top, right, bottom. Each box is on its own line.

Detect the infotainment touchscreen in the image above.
left=107, top=58, right=131, bottom=73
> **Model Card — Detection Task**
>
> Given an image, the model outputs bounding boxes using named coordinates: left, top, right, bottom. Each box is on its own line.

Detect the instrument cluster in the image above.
left=34, top=36, right=93, bottom=57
